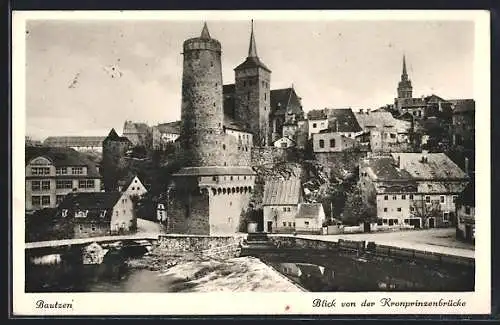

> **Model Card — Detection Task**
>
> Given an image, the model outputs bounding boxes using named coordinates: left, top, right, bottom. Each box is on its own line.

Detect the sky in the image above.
left=24, top=18, right=474, bottom=140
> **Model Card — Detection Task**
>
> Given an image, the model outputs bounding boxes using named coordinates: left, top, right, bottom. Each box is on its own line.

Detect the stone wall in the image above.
left=314, top=150, right=367, bottom=178
left=251, top=146, right=288, bottom=167
left=167, top=187, right=210, bottom=235
left=156, top=234, right=245, bottom=259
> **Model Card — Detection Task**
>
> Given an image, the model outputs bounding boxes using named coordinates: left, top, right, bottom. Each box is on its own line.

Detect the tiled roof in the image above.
left=453, top=99, right=475, bottom=113
left=104, top=128, right=132, bottom=143
left=173, top=166, right=256, bottom=176
left=307, top=109, right=327, bottom=120
left=156, top=121, right=181, bottom=134
left=25, top=146, right=101, bottom=177
left=270, top=88, right=302, bottom=116
left=58, top=192, right=122, bottom=221
left=296, top=203, right=324, bottom=219
left=326, top=108, right=362, bottom=133
left=262, top=178, right=302, bottom=206
left=43, top=136, right=106, bottom=147
left=391, top=153, right=468, bottom=180
left=124, top=122, right=150, bottom=135
left=224, top=115, right=250, bottom=132
left=234, top=56, right=271, bottom=72
left=418, top=182, right=465, bottom=194
left=363, top=157, right=414, bottom=181
left=355, top=111, right=397, bottom=129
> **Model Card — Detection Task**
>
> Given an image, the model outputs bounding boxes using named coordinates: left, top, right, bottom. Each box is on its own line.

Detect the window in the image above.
left=293, top=222, right=296, bottom=227
left=281, top=142, right=287, bottom=148
left=390, top=133, right=396, bottom=139
left=394, top=219, right=399, bottom=224
left=31, top=167, right=50, bottom=176
left=401, top=195, right=406, bottom=200
left=131, top=187, right=135, bottom=190
left=91, top=224, right=97, bottom=232
left=410, top=207, right=415, bottom=212
left=56, top=180, right=73, bottom=189
left=465, top=206, right=471, bottom=215
left=212, top=176, right=217, bottom=181
left=283, top=207, right=286, bottom=212
left=452, top=195, right=458, bottom=203
left=383, top=208, right=388, bottom=212
left=56, top=167, right=67, bottom=175
left=288, top=222, right=292, bottom=227
left=409, top=194, right=414, bottom=200
left=382, top=219, right=388, bottom=224
left=377, top=219, right=383, bottom=226
left=425, top=196, right=431, bottom=203
left=56, top=195, right=65, bottom=204
left=41, top=196, right=50, bottom=206
left=72, top=167, right=83, bottom=175
left=283, top=222, right=286, bottom=227
left=393, top=195, right=397, bottom=200
left=304, top=221, right=309, bottom=226
left=31, top=181, right=41, bottom=191
left=78, top=179, right=95, bottom=189
left=330, top=138, right=336, bottom=147
left=397, top=207, right=402, bottom=212
left=440, top=196, right=445, bottom=204
left=287, top=207, right=291, bottom=212
left=32, top=196, right=41, bottom=207
left=42, top=180, right=50, bottom=190
left=384, top=195, right=388, bottom=200
left=222, top=144, right=226, bottom=150
left=61, top=209, right=68, bottom=218
left=319, top=139, right=324, bottom=148
left=79, top=224, right=83, bottom=232
left=312, top=123, right=317, bottom=128
left=230, top=176, right=233, bottom=180
left=443, top=212, right=449, bottom=222
left=389, top=219, right=394, bottom=226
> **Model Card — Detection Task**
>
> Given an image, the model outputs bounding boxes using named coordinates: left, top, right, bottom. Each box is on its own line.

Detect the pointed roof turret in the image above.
left=234, top=20, right=271, bottom=72
left=402, top=54, right=407, bottom=76
left=200, top=22, right=211, bottom=39
left=248, top=19, right=258, bottom=58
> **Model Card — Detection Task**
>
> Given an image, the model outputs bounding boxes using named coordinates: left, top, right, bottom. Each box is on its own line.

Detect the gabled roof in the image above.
left=58, top=192, right=123, bottom=221
left=156, top=121, right=181, bottom=134
left=307, top=109, right=327, bottom=121
left=270, top=88, right=302, bottom=116
left=273, top=136, right=296, bottom=145
left=424, top=94, right=447, bottom=103
left=296, top=203, right=324, bottom=219
left=262, top=178, right=302, bottom=206
left=123, top=121, right=150, bottom=135
left=43, top=136, right=106, bottom=147
left=104, top=128, right=132, bottom=143
left=355, top=111, right=396, bottom=129
left=118, top=174, right=146, bottom=190
left=362, top=157, right=414, bottom=181
left=224, top=115, right=251, bottom=132
left=453, top=99, right=475, bottom=113
left=25, top=146, right=101, bottom=177
left=326, top=108, right=362, bottom=133
left=391, top=153, right=468, bottom=180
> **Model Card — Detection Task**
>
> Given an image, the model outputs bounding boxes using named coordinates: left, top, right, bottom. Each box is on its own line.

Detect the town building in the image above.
left=359, top=152, right=469, bottom=228
left=166, top=23, right=256, bottom=235
left=152, top=121, right=181, bottom=150
left=312, top=131, right=359, bottom=153
left=307, top=108, right=363, bottom=139
left=222, top=21, right=304, bottom=146
left=354, top=110, right=412, bottom=153
left=122, top=121, right=152, bottom=147
left=118, top=175, right=148, bottom=198
left=295, top=203, right=326, bottom=234
left=57, top=192, right=137, bottom=239
left=262, top=178, right=303, bottom=233
left=43, top=136, right=106, bottom=153
left=273, top=136, right=296, bottom=149
left=25, top=146, right=102, bottom=212
left=451, top=99, right=475, bottom=148
left=456, top=182, right=475, bottom=242
left=26, top=136, right=42, bottom=147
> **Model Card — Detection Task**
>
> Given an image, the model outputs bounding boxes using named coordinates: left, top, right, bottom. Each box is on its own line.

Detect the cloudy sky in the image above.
left=25, top=18, right=474, bottom=140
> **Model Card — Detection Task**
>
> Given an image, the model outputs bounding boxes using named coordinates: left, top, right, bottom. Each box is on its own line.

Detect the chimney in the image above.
left=360, top=109, right=364, bottom=114
left=464, top=157, right=469, bottom=176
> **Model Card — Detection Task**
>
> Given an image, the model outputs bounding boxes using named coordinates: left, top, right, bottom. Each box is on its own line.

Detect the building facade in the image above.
left=25, top=147, right=102, bottom=212
left=262, top=178, right=303, bottom=233
left=57, top=192, right=137, bottom=239
left=43, top=136, right=106, bottom=153
left=122, top=121, right=152, bottom=147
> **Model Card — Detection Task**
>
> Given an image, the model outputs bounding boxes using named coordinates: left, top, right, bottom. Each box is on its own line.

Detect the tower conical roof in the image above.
left=248, top=20, right=258, bottom=57
left=200, top=22, right=211, bottom=39
left=402, top=54, right=407, bottom=76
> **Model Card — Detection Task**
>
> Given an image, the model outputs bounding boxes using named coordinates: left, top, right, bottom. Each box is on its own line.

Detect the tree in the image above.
left=411, top=196, right=442, bottom=228
left=342, top=186, right=377, bottom=226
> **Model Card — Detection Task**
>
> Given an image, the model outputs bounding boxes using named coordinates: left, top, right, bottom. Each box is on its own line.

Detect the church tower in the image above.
left=180, top=22, right=224, bottom=166
left=395, top=55, right=413, bottom=110
left=234, top=20, right=271, bottom=146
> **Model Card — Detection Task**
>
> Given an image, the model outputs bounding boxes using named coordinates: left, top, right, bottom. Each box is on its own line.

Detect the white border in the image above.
left=12, top=10, right=491, bottom=316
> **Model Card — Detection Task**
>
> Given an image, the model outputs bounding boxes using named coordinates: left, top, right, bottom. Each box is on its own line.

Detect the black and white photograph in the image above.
left=12, top=10, right=490, bottom=315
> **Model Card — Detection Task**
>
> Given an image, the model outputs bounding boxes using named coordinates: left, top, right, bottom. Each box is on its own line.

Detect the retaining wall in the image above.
left=156, top=234, right=245, bottom=259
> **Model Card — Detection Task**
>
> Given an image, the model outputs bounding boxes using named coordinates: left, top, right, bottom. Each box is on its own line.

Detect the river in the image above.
left=25, top=246, right=474, bottom=292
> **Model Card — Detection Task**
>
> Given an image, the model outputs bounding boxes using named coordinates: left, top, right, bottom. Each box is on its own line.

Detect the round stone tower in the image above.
left=180, top=22, right=224, bottom=166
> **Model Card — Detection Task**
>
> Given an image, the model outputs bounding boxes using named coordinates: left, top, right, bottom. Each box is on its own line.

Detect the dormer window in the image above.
left=75, top=210, right=88, bottom=218
left=61, top=209, right=68, bottom=218
left=100, top=210, right=107, bottom=218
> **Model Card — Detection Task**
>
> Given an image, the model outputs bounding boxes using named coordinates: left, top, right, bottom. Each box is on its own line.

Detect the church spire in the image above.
left=248, top=19, right=258, bottom=58
left=402, top=54, right=408, bottom=80
left=200, top=22, right=211, bottom=39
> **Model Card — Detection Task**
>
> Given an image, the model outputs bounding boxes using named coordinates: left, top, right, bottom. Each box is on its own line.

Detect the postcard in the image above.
left=12, top=9, right=490, bottom=316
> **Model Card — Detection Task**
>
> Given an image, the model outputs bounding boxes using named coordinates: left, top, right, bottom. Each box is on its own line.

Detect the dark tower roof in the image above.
left=402, top=54, right=407, bottom=77
left=235, top=20, right=271, bottom=72
left=200, top=22, right=211, bottom=39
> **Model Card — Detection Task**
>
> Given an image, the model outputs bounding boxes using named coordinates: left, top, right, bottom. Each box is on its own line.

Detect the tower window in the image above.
left=222, top=144, right=226, bottom=150
left=211, top=61, right=214, bottom=67
left=244, top=81, right=247, bottom=87
left=247, top=93, right=250, bottom=100
left=264, top=93, right=267, bottom=100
